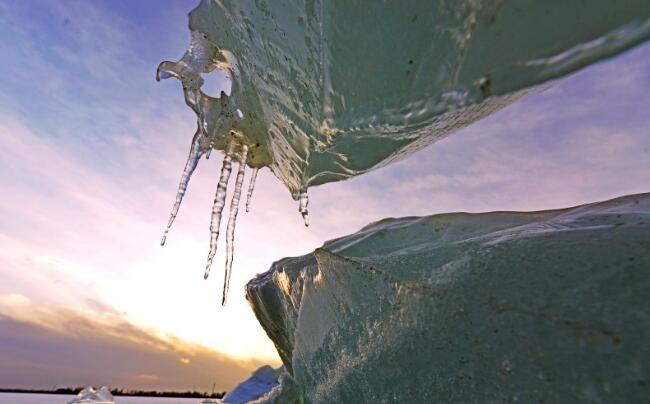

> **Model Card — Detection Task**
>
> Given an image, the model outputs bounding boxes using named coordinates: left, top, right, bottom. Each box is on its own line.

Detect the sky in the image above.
left=0, top=0, right=649, bottom=393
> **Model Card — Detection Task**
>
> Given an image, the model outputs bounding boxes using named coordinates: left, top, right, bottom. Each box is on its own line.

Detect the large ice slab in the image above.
left=156, top=1, right=650, bottom=303
left=161, top=0, right=650, bottom=196
left=67, top=387, right=114, bottom=404
left=221, top=365, right=280, bottom=403
left=246, top=192, right=650, bottom=403
left=220, top=365, right=301, bottom=404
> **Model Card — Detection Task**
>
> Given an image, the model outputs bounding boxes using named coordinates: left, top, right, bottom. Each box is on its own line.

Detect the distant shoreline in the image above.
left=0, top=387, right=225, bottom=399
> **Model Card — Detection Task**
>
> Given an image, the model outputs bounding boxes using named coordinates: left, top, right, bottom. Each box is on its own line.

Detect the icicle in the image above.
left=298, top=188, right=309, bottom=227
left=245, top=167, right=259, bottom=213
left=222, top=145, right=249, bottom=305
left=204, top=140, right=236, bottom=279
left=160, top=131, right=207, bottom=246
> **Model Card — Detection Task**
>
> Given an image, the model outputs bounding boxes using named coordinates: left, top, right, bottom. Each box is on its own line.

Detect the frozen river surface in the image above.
left=0, top=393, right=203, bottom=404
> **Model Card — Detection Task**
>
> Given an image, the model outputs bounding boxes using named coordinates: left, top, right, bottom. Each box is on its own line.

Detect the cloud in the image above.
left=0, top=293, right=264, bottom=392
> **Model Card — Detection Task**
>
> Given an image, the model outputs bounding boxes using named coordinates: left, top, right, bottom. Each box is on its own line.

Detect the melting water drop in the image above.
left=298, top=188, right=309, bottom=227
left=223, top=145, right=249, bottom=305
left=204, top=140, right=236, bottom=279
left=160, top=131, right=208, bottom=246
left=245, top=167, right=259, bottom=213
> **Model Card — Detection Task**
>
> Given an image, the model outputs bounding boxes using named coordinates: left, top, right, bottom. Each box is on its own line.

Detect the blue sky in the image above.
left=0, top=0, right=649, bottom=391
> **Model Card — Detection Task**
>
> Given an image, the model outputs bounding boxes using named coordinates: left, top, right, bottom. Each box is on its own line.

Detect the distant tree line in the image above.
left=0, top=387, right=226, bottom=399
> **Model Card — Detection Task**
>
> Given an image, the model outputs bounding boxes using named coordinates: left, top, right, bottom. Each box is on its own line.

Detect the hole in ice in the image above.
left=158, top=70, right=173, bottom=80
left=200, top=69, right=231, bottom=98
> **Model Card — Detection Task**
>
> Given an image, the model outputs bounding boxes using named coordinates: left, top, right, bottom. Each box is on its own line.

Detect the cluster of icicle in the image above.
left=156, top=32, right=308, bottom=305
left=161, top=133, right=259, bottom=306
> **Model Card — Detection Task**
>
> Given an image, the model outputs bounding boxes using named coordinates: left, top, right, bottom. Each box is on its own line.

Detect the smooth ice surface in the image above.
left=67, top=387, right=114, bottom=404
left=160, top=0, right=650, bottom=197
left=247, top=192, right=650, bottom=403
